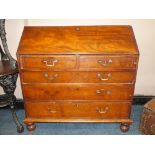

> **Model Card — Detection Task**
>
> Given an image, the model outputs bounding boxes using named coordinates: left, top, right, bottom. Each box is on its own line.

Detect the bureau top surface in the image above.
left=17, top=26, right=139, bottom=55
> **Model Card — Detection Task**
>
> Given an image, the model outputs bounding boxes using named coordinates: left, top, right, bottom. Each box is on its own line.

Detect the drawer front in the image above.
left=80, top=55, right=138, bottom=70
left=22, top=71, right=135, bottom=83
left=20, top=55, right=77, bottom=70
left=23, top=84, right=134, bottom=101
left=25, top=101, right=131, bottom=119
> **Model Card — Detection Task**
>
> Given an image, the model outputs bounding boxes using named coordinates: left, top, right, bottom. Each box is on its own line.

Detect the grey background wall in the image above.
left=3, top=19, right=155, bottom=98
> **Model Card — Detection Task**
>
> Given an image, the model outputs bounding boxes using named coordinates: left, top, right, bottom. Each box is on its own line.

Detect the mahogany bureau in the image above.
left=17, top=26, right=139, bottom=132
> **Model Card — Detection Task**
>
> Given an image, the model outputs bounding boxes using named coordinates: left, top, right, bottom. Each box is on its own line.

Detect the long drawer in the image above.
left=23, top=84, right=134, bottom=101
left=25, top=101, right=131, bottom=119
left=21, top=71, right=136, bottom=83
left=19, top=55, right=138, bottom=70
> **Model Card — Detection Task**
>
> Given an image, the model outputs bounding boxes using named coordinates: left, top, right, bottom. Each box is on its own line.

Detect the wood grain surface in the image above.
left=21, top=70, right=136, bottom=84
left=17, top=26, right=139, bottom=132
left=19, top=55, right=138, bottom=70
left=17, top=26, right=139, bottom=55
left=25, top=101, right=131, bottom=119
left=22, top=84, right=134, bottom=101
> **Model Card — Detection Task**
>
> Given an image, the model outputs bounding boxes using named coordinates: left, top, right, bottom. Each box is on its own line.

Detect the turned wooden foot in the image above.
left=26, top=123, right=36, bottom=131
left=120, top=123, right=130, bottom=132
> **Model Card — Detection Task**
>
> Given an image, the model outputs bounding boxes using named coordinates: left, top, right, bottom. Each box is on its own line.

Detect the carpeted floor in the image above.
left=0, top=105, right=143, bottom=135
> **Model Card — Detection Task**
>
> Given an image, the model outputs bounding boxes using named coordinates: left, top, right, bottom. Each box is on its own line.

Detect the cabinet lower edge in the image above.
left=24, top=117, right=133, bottom=123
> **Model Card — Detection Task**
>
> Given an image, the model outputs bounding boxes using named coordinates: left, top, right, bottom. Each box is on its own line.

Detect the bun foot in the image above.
left=26, top=123, right=36, bottom=131
left=120, top=123, right=130, bottom=132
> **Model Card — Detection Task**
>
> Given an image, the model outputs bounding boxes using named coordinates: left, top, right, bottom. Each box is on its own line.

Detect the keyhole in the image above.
left=75, top=27, right=80, bottom=31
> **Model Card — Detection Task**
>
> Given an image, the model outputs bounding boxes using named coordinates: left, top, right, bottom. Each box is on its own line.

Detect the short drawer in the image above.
left=19, top=55, right=77, bottom=70
left=23, top=84, right=134, bottom=101
left=25, top=101, right=131, bottom=119
left=80, top=55, right=138, bottom=70
left=21, top=71, right=136, bottom=84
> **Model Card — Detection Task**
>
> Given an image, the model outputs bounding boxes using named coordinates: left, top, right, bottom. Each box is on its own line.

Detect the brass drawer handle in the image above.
left=97, top=73, right=112, bottom=81
left=42, top=58, right=58, bottom=67
left=44, top=73, right=58, bottom=81
left=98, top=59, right=112, bottom=66
left=96, top=89, right=111, bottom=95
left=47, top=108, right=58, bottom=113
left=96, top=106, right=109, bottom=114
